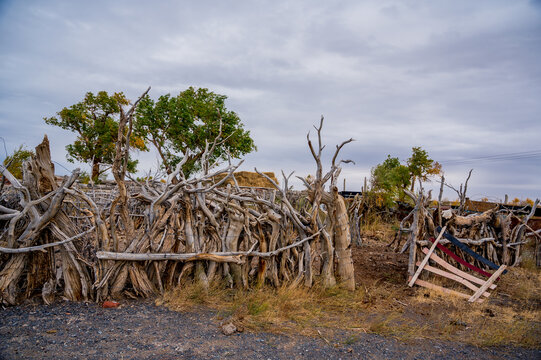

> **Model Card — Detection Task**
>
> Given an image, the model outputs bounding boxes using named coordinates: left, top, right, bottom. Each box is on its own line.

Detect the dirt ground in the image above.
left=1, top=299, right=539, bottom=360
left=352, top=235, right=410, bottom=288
left=0, top=238, right=540, bottom=359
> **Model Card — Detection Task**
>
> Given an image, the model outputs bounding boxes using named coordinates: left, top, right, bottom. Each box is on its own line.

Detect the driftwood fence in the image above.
left=394, top=187, right=540, bottom=279
left=0, top=109, right=356, bottom=306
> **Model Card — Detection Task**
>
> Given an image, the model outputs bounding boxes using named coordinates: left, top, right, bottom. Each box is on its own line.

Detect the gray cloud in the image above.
left=1, top=0, right=540, bottom=200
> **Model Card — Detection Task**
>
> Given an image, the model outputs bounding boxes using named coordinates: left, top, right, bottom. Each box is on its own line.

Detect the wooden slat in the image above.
left=408, top=226, right=447, bottom=287
left=438, top=226, right=504, bottom=273
left=413, top=278, right=484, bottom=303
left=469, top=265, right=507, bottom=303
left=422, top=247, right=496, bottom=290
left=428, top=236, right=492, bottom=278
left=416, top=261, right=491, bottom=298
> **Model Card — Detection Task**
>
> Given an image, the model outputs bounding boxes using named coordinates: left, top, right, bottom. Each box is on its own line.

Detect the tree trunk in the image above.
left=224, top=213, right=244, bottom=287
left=407, top=195, right=421, bottom=277
left=410, top=176, right=416, bottom=192
left=331, top=186, right=355, bottom=290
left=92, top=161, right=100, bottom=182
left=320, top=228, right=336, bottom=288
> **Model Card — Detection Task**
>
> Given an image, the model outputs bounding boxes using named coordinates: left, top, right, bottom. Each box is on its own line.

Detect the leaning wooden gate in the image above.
left=408, top=226, right=507, bottom=303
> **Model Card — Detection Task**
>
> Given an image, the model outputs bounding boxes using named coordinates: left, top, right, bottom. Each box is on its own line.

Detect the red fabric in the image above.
left=429, top=237, right=492, bottom=278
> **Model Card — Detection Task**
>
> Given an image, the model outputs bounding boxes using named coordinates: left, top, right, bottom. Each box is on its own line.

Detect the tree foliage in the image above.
left=2, top=145, right=34, bottom=180
left=407, top=146, right=442, bottom=190
left=44, top=91, right=146, bottom=181
left=370, top=155, right=410, bottom=207
left=370, top=147, right=441, bottom=206
left=134, top=87, right=256, bottom=178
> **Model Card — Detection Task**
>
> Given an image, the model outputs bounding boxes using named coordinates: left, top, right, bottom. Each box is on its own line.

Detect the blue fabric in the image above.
left=436, top=226, right=508, bottom=274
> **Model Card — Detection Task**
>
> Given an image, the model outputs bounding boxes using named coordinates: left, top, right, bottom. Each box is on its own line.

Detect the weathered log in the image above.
left=331, top=186, right=355, bottom=290
left=224, top=211, right=244, bottom=286
left=416, top=237, right=498, bottom=247
left=407, top=195, right=421, bottom=275
left=97, top=252, right=245, bottom=263
left=97, top=231, right=321, bottom=261
left=0, top=137, right=85, bottom=303
left=0, top=226, right=95, bottom=253
left=32, top=135, right=57, bottom=194
left=450, top=208, right=495, bottom=227
left=128, top=263, right=155, bottom=297
left=0, top=255, right=26, bottom=304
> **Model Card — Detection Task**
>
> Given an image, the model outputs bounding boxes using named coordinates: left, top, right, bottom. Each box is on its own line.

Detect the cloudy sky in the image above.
left=1, top=0, right=540, bottom=201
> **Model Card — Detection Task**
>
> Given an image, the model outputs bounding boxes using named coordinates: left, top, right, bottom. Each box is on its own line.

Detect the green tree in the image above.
left=406, top=146, right=442, bottom=191
left=44, top=91, right=146, bottom=181
left=134, top=87, right=256, bottom=178
left=370, top=155, right=411, bottom=207
left=370, top=147, right=442, bottom=206
left=2, top=145, right=34, bottom=179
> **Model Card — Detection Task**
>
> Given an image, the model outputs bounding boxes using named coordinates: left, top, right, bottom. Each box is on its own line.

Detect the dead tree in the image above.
left=296, top=116, right=356, bottom=290
left=0, top=136, right=91, bottom=305
left=445, top=169, right=473, bottom=215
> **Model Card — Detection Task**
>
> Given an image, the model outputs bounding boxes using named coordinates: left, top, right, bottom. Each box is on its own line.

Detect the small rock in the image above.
left=450, top=320, right=468, bottom=327
left=221, top=322, right=237, bottom=335
left=102, top=301, right=120, bottom=308
left=42, top=279, right=55, bottom=305
left=483, top=308, right=495, bottom=317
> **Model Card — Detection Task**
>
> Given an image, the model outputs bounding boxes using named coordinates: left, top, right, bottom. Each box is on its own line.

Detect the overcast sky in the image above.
left=1, top=0, right=540, bottom=201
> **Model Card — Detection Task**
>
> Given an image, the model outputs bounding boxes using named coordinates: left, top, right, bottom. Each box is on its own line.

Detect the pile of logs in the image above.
left=396, top=186, right=540, bottom=277
left=0, top=102, right=356, bottom=306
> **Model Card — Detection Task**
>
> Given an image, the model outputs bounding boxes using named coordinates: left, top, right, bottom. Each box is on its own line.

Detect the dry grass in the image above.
left=408, top=264, right=541, bottom=348
left=159, top=245, right=540, bottom=349
left=359, top=213, right=398, bottom=242
left=160, top=280, right=407, bottom=335
left=213, top=171, right=278, bottom=188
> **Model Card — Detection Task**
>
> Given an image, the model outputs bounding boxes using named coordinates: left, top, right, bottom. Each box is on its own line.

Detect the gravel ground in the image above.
left=0, top=300, right=539, bottom=360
